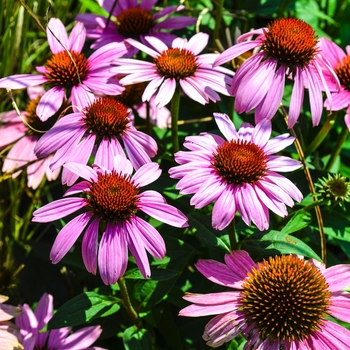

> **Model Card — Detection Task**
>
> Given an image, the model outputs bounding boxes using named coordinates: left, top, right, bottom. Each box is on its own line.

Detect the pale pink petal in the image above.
left=47, top=18, right=69, bottom=54
left=323, top=264, right=350, bottom=292
left=36, top=86, right=65, bottom=122
left=132, top=163, right=161, bottom=187
left=0, top=74, right=47, bottom=89
left=154, top=78, right=176, bottom=107
left=68, top=22, right=86, bottom=52
left=213, top=113, right=239, bottom=141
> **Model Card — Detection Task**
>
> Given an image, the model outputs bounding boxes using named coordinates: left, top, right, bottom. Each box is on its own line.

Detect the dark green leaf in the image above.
left=123, top=326, right=153, bottom=350
left=188, top=212, right=231, bottom=252
left=242, top=230, right=321, bottom=260
left=47, top=292, right=121, bottom=329
left=281, top=210, right=312, bottom=234
left=124, top=268, right=179, bottom=281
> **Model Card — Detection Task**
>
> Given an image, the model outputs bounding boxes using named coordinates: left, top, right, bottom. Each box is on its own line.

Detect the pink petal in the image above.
left=132, top=162, right=161, bottom=187
left=0, top=74, right=47, bottom=89
left=36, top=86, right=65, bottom=122
left=82, top=217, right=100, bottom=274
left=125, top=220, right=150, bottom=278
left=50, top=212, right=92, bottom=263
left=47, top=18, right=69, bottom=54
left=32, top=197, right=87, bottom=222
left=98, top=223, right=128, bottom=285
left=68, top=22, right=86, bottom=52
left=195, top=259, right=245, bottom=289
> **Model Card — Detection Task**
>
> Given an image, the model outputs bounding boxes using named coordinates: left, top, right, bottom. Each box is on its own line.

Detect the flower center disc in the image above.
left=45, top=51, right=89, bottom=87
left=263, top=18, right=318, bottom=71
left=154, top=48, right=198, bottom=79
left=25, top=96, right=66, bottom=136
left=241, top=255, right=331, bottom=342
left=116, top=7, right=154, bottom=37
left=83, top=97, right=130, bottom=136
left=213, top=140, right=267, bottom=185
left=115, top=82, right=145, bottom=107
left=87, top=171, right=140, bottom=223
left=335, top=56, right=350, bottom=91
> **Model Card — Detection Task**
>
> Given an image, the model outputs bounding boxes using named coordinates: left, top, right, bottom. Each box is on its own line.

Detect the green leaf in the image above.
left=322, top=210, right=350, bottom=242
left=124, top=268, right=179, bottom=281
left=47, top=292, right=121, bottom=329
left=123, top=326, right=153, bottom=350
left=78, top=0, right=108, bottom=15
left=188, top=212, right=231, bottom=252
left=242, top=230, right=321, bottom=260
left=281, top=210, right=312, bottom=234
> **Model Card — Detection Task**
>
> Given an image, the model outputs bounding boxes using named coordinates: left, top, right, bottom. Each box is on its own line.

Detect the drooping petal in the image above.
left=98, top=223, right=128, bottom=285
left=50, top=212, right=92, bottom=264
left=82, top=217, right=100, bottom=274
left=125, top=220, right=150, bottom=278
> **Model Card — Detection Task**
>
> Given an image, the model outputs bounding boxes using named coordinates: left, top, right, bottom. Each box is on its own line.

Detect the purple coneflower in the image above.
left=180, top=250, right=350, bottom=349
left=214, top=18, right=339, bottom=127
left=319, top=37, right=350, bottom=130
left=0, top=295, right=22, bottom=350
left=16, top=293, right=104, bottom=350
left=111, top=32, right=234, bottom=107
left=169, top=113, right=302, bottom=231
left=32, top=156, right=188, bottom=285
left=76, top=0, right=196, bottom=55
left=0, top=87, right=62, bottom=189
left=0, top=18, right=127, bottom=121
left=115, top=81, right=171, bottom=128
left=34, top=96, right=158, bottom=186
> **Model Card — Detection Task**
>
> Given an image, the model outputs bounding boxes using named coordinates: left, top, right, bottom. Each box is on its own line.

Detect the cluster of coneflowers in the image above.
left=1, top=0, right=350, bottom=349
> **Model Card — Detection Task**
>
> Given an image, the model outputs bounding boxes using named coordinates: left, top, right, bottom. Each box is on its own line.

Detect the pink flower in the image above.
left=76, top=0, right=196, bottom=55
left=16, top=293, right=104, bottom=350
left=112, top=80, right=171, bottom=128
left=0, top=87, right=61, bottom=189
left=319, top=37, right=350, bottom=130
left=34, top=96, right=158, bottom=186
left=32, top=156, right=188, bottom=285
left=112, top=32, right=234, bottom=107
left=0, top=295, right=22, bottom=350
left=180, top=250, right=350, bottom=349
left=214, top=18, right=339, bottom=127
left=169, top=113, right=303, bottom=231
left=0, top=18, right=127, bottom=122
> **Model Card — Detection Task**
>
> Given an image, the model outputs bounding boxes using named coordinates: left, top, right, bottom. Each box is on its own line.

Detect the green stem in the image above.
left=305, top=112, right=337, bottom=157
left=213, top=0, right=224, bottom=50
left=325, top=122, right=349, bottom=172
left=145, top=100, right=151, bottom=136
left=227, top=218, right=238, bottom=250
left=170, top=85, right=181, bottom=153
left=118, top=277, right=142, bottom=328
left=280, top=105, right=326, bottom=263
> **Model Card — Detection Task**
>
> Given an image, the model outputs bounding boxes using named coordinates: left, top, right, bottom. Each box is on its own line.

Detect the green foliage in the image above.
left=1, top=0, right=350, bottom=349
left=47, top=292, right=121, bottom=329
